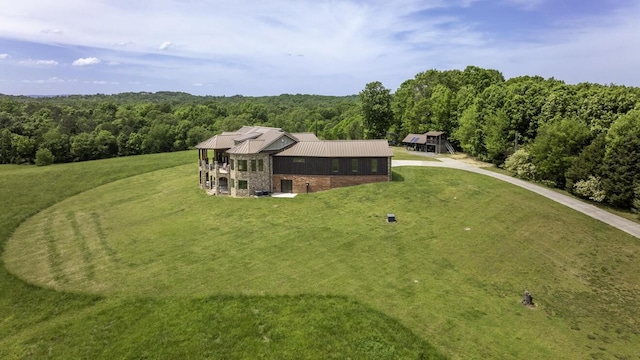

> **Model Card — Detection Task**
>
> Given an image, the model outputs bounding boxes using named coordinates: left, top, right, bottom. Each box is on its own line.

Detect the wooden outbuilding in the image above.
left=401, top=131, right=455, bottom=154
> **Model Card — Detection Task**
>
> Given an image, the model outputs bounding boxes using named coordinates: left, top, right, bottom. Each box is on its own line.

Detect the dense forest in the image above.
left=1, top=65, right=639, bottom=211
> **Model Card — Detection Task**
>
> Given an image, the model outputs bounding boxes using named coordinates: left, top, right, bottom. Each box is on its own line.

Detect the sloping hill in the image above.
left=2, top=151, right=639, bottom=358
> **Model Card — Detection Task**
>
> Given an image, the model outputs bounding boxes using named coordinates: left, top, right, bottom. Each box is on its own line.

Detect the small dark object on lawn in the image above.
left=521, top=290, right=534, bottom=306
left=387, top=214, right=397, bottom=223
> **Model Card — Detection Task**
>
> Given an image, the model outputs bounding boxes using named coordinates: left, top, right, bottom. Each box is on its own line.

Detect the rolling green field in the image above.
left=1, top=151, right=639, bottom=359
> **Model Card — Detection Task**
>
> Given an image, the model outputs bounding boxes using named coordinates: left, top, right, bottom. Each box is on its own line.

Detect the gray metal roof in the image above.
left=226, top=139, right=266, bottom=154
left=196, top=126, right=295, bottom=153
left=291, top=132, right=320, bottom=141
left=195, top=134, right=239, bottom=149
left=401, top=133, right=427, bottom=144
left=233, top=132, right=262, bottom=143
left=197, top=127, right=392, bottom=157
left=274, top=140, right=393, bottom=158
left=235, top=125, right=281, bottom=134
left=258, top=129, right=290, bottom=149
left=425, top=131, right=445, bottom=136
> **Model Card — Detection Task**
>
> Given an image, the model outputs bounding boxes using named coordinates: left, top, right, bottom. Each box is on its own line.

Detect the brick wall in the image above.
left=272, top=174, right=389, bottom=193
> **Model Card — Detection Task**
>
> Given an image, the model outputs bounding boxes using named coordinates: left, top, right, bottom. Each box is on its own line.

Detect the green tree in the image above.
left=12, top=134, right=36, bottom=163
left=453, top=105, right=484, bottom=157
left=35, top=148, right=54, bottom=166
left=330, top=114, right=364, bottom=140
left=392, top=79, right=416, bottom=138
left=41, top=128, right=71, bottom=163
left=143, top=123, right=174, bottom=153
left=504, top=76, right=549, bottom=141
left=94, top=129, right=118, bottom=159
left=359, top=81, right=393, bottom=139
left=125, top=132, right=145, bottom=156
left=602, top=109, right=640, bottom=208
left=483, top=110, right=511, bottom=164
left=71, top=133, right=95, bottom=161
left=565, top=134, right=606, bottom=191
left=0, top=128, right=13, bottom=164
left=430, top=84, right=455, bottom=134
left=461, top=65, right=505, bottom=94
left=186, top=126, right=213, bottom=147
left=530, top=118, right=590, bottom=188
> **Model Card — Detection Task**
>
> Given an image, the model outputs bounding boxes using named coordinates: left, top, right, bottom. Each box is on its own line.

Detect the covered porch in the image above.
left=198, top=148, right=231, bottom=195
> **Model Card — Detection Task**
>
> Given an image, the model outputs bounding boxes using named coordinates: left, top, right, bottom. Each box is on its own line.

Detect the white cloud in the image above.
left=0, top=53, right=8, bottom=59
left=93, top=80, right=108, bottom=84
left=1, top=0, right=640, bottom=95
left=72, top=57, right=101, bottom=66
left=23, top=77, right=65, bottom=84
left=19, top=58, right=58, bottom=66
left=41, top=28, right=63, bottom=34
left=158, top=41, right=174, bottom=51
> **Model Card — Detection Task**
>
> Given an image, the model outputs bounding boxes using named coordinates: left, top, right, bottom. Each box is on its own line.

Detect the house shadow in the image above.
left=392, top=171, right=404, bottom=182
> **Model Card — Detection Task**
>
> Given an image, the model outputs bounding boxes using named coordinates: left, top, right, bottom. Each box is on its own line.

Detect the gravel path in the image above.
left=392, top=158, right=640, bottom=239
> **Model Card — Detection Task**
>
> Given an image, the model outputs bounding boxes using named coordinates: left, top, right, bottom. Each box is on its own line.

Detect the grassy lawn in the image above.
left=2, top=153, right=639, bottom=359
left=392, top=147, right=441, bottom=161
left=0, top=152, right=441, bottom=359
left=483, top=166, right=640, bottom=225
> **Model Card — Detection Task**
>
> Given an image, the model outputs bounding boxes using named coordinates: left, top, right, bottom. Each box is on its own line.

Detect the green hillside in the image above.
left=1, top=150, right=638, bottom=359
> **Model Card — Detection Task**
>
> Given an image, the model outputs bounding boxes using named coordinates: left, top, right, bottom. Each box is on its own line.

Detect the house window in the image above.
left=371, top=159, right=378, bottom=173
left=332, top=159, right=339, bottom=173
left=251, top=160, right=256, bottom=171
left=352, top=159, right=358, bottom=173
left=238, top=160, right=247, bottom=171
left=230, top=179, right=235, bottom=188
left=258, top=159, right=264, bottom=171
left=293, top=157, right=305, bottom=163
left=230, top=159, right=234, bottom=170
left=238, top=180, right=248, bottom=189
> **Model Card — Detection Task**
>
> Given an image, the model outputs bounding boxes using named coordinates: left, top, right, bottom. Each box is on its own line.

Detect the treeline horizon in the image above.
left=1, top=65, right=639, bottom=211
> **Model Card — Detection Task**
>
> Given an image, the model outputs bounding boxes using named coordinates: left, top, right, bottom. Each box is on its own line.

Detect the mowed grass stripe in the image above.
left=44, top=215, right=68, bottom=284
left=66, top=211, right=95, bottom=280
left=90, top=211, right=124, bottom=265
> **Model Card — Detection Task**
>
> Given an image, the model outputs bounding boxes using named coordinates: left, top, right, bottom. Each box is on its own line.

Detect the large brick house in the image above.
left=196, top=126, right=393, bottom=197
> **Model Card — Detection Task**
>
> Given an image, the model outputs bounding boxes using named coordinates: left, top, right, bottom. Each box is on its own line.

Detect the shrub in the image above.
left=573, top=176, right=606, bottom=203
left=35, top=148, right=55, bottom=166
left=504, top=149, right=536, bottom=180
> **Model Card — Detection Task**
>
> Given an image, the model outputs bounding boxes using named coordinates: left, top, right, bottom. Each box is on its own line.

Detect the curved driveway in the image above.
left=392, top=158, right=640, bottom=239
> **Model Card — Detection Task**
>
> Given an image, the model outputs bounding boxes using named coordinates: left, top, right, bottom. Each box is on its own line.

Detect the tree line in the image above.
left=0, top=92, right=360, bottom=165
left=1, top=66, right=639, bottom=211
left=359, top=66, right=640, bottom=212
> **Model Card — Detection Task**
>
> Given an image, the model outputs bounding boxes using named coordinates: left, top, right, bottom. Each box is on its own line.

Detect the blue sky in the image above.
left=1, top=0, right=639, bottom=96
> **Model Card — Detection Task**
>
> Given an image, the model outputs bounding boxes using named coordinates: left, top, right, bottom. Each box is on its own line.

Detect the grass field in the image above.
left=2, top=150, right=639, bottom=359
left=389, top=147, right=441, bottom=161
left=0, top=151, right=441, bottom=359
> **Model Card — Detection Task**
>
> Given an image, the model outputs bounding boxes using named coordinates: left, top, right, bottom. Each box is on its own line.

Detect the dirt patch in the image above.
left=449, top=154, right=495, bottom=168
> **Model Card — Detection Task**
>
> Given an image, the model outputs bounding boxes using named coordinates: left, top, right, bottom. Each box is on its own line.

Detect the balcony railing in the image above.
left=200, top=161, right=229, bottom=174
